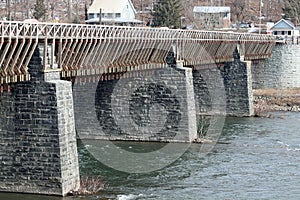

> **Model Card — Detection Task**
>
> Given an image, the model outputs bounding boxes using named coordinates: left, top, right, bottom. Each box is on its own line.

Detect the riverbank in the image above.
left=253, top=88, right=300, bottom=116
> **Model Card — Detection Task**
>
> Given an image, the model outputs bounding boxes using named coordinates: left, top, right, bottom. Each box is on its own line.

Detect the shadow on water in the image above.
left=0, top=193, right=62, bottom=200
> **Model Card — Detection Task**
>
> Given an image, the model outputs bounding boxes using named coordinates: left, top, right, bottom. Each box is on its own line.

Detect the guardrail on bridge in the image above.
left=0, top=21, right=275, bottom=84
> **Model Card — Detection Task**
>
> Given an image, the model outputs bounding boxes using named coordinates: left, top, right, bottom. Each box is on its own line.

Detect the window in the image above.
left=116, top=13, right=121, bottom=18
left=89, top=13, right=95, bottom=19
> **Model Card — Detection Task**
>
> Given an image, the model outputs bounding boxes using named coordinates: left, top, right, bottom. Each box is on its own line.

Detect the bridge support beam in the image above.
left=0, top=45, right=79, bottom=196
left=220, top=49, right=254, bottom=116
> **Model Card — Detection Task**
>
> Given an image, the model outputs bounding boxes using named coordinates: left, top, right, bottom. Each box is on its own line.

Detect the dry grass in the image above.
left=253, top=88, right=300, bottom=115
left=254, top=88, right=300, bottom=106
left=254, top=88, right=300, bottom=97
left=69, top=176, right=105, bottom=196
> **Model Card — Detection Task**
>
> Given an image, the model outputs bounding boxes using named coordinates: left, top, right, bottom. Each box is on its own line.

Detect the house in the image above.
left=86, top=0, right=143, bottom=25
left=193, top=6, right=231, bottom=30
left=271, top=19, right=299, bottom=37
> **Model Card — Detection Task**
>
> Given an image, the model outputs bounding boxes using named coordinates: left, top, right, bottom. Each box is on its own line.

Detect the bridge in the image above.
left=0, top=21, right=275, bottom=196
left=0, top=21, right=274, bottom=83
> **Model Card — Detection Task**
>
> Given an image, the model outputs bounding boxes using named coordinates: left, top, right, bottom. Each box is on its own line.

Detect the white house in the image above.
left=86, top=0, right=142, bottom=25
left=271, top=19, right=299, bottom=37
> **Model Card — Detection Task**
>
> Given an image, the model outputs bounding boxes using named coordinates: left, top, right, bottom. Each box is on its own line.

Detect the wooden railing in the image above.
left=0, top=21, right=276, bottom=84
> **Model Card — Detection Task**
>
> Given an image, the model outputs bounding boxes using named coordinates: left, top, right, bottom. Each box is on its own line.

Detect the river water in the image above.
left=1, top=112, right=300, bottom=200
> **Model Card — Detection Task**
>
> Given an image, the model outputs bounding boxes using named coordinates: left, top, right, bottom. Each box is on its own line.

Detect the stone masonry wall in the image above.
left=0, top=46, right=79, bottom=196
left=252, top=44, right=300, bottom=89
left=193, top=68, right=226, bottom=115
left=219, top=50, right=254, bottom=116
left=74, top=65, right=197, bottom=142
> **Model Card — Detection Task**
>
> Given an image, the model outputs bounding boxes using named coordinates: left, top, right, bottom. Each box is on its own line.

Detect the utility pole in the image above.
left=99, top=8, right=102, bottom=25
left=13, top=0, right=16, bottom=20
left=68, top=0, right=73, bottom=22
left=50, top=2, right=55, bottom=21
left=259, top=0, right=263, bottom=34
left=140, top=0, right=144, bottom=23
left=26, top=0, right=29, bottom=19
left=6, top=0, right=11, bottom=20
left=85, top=0, right=88, bottom=20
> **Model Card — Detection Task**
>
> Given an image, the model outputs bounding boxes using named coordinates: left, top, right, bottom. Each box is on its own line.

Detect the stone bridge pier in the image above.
left=221, top=48, right=254, bottom=116
left=0, top=45, right=80, bottom=196
left=191, top=48, right=254, bottom=117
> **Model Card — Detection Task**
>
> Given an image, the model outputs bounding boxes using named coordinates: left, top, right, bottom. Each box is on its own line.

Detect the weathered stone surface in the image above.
left=0, top=45, right=79, bottom=196
left=252, top=44, right=300, bottom=89
left=220, top=50, right=254, bottom=116
left=74, top=64, right=197, bottom=142
left=192, top=68, right=226, bottom=115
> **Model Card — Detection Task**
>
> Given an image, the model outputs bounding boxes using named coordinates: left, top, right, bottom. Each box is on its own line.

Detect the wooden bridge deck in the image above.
left=0, top=21, right=275, bottom=84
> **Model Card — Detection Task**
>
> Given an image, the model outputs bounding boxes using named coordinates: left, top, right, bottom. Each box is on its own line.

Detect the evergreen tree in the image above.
left=283, top=0, right=300, bottom=24
left=33, top=0, right=47, bottom=21
left=152, top=0, right=182, bottom=29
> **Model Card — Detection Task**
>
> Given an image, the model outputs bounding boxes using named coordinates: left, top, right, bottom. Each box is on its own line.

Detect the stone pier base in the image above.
left=0, top=46, right=79, bottom=196
left=220, top=49, right=254, bottom=116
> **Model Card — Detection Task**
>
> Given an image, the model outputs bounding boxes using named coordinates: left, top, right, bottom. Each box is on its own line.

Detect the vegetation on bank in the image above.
left=69, top=176, right=105, bottom=196
left=253, top=88, right=300, bottom=116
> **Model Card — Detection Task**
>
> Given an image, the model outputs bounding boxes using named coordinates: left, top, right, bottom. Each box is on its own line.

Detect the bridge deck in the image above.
left=0, top=21, right=275, bottom=84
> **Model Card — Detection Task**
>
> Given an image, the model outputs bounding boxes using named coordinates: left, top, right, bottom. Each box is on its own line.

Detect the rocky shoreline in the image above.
left=253, top=88, right=300, bottom=116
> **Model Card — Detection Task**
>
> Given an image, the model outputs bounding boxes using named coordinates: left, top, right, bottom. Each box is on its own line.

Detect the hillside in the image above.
left=132, top=0, right=285, bottom=27
left=0, top=0, right=284, bottom=26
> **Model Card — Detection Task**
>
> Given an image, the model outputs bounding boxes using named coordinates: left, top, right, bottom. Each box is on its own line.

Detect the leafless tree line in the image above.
left=0, top=0, right=290, bottom=25
left=0, top=0, right=87, bottom=22
left=283, top=0, right=300, bottom=24
left=133, top=0, right=286, bottom=29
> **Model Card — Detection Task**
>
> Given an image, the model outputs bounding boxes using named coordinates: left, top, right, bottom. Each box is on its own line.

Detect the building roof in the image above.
left=271, top=19, right=295, bottom=30
left=193, top=6, right=230, bottom=13
left=88, top=0, right=136, bottom=14
left=85, top=17, right=143, bottom=24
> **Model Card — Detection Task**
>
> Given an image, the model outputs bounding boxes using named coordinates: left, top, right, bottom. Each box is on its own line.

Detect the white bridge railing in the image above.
left=0, top=21, right=275, bottom=84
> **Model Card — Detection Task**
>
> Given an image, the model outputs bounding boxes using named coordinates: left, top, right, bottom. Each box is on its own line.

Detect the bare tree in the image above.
left=68, top=0, right=73, bottom=21
left=33, top=0, right=47, bottom=20
left=6, top=0, right=11, bottom=20
left=231, top=0, right=247, bottom=24
left=283, top=0, right=300, bottom=24
left=25, top=0, right=30, bottom=18
left=73, top=0, right=81, bottom=23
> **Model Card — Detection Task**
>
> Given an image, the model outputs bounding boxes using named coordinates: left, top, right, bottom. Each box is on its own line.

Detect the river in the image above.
left=1, top=112, right=300, bottom=199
